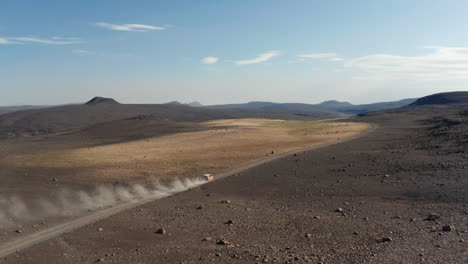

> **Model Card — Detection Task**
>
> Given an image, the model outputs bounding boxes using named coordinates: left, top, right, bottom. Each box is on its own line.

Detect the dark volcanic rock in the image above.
left=216, top=239, right=230, bottom=245
left=425, top=214, right=441, bottom=221
left=155, top=228, right=166, bottom=234
left=442, top=225, right=455, bottom=232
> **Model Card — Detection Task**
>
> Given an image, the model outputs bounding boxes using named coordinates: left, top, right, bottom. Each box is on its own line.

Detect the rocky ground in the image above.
left=2, top=106, right=468, bottom=263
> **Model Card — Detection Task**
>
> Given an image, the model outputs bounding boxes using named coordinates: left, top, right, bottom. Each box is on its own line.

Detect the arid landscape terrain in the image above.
left=4, top=2, right=468, bottom=263
left=0, top=0, right=468, bottom=264
left=0, top=92, right=467, bottom=263
left=0, top=99, right=370, bottom=257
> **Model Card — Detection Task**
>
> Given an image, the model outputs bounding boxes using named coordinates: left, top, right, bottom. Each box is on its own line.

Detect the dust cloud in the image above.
left=0, top=178, right=206, bottom=228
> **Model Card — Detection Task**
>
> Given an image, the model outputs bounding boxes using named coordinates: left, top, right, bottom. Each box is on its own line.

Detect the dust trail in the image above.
left=0, top=177, right=205, bottom=228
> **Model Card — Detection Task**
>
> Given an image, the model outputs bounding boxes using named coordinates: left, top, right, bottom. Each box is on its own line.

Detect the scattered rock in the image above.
left=377, top=237, right=393, bottom=243
left=202, top=237, right=212, bottom=241
left=225, top=220, right=234, bottom=225
left=313, top=216, right=321, bottom=219
left=97, top=258, right=105, bottom=262
left=335, top=208, right=344, bottom=213
left=425, top=214, right=440, bottom=221
left=97, top=227, right=104, bottom=232
left=155, top=228, right=166, bottom=234
left=15, top=229, right=23, bottom=233
left=271, top=151, right=275, bottom=154
left=442, top=225, right=455, bottom=232
left=305, top=233, right=313, bottom=238
left=220, top=200, right=231, bottom=204
left=216, top=239, right=230, bottom=245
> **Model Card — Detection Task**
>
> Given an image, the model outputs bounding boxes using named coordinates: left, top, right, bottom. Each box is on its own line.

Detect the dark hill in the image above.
left=410, top=91, right=468, bottom=106
left=76, top=115, right=200, bottom=143
left=0, top=98, right=340, bottom=137
left=0, top=105, right=51, bottom=115
left=85, top=97, right=120, bottom=105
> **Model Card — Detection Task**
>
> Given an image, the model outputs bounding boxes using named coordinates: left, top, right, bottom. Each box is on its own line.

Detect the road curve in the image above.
left=0, top=123, right=377, bottom=259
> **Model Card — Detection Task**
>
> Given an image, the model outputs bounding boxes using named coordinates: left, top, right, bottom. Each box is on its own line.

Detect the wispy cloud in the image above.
left=345, top=46, right=468, bottom=81
left=329, top=57, right=344, bottom=62
left=235, top=51, right=280, bottom=65
left=96, top=22, right=166, bottom=32
left=201, top=56, right=219, bottom=64
left=73, top=49, right=94, bottom=55
left=296, top=53, right=338, bottom=59
left=0, top=37, right=81, bottom=45
left=0, top=38, right=9, bottom=44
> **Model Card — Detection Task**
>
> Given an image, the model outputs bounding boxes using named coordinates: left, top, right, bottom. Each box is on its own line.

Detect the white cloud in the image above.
left=73, top=49, right=94, bottom=55
left=0, top=37, right=81, bottom=45
left=235, top=51, right=280, bottom=65
left=201, top=56, right=219, bottom=64
left=297, top=53, right=338, bottom=59
left=345, top=46, right=468, bottom=81
left=96, top=22, right=166, bottom=32
left=329, top=57, right=344, bottom=62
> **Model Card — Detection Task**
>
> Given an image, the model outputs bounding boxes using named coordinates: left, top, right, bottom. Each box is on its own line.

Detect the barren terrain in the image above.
left=0, top=119, right=368, bottom=184
left=0, top=118, right=368, bottom=245
left=2, top=105, right=467, bottom=264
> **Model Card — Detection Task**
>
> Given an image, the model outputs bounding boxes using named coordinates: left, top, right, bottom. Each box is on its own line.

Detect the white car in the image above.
left=202, top=174, right=214, bottom=181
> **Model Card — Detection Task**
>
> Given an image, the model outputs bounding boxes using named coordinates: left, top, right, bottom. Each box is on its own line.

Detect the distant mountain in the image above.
left=319, top=100, right=353, bottom=107
left=165, top=101, right=182, bottom=105
left=410, top=92, right=468, bottom=106
left=187, top=101, right=203, bottom=107
left=338, top=98, right=418, bottom=115
left=164, top=101, right=203, bottom=107
left=207, top=98, right=417, bottom=115
left=85, top=97, right=120, bottom=105
left=0, top=97, right=339, bottom=137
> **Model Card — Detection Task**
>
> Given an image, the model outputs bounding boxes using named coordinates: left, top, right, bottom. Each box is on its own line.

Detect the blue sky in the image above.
left=2, top=0, right=468, bottom=105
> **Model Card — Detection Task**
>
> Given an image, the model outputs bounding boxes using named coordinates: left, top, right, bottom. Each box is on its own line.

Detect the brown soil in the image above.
left=1, top=119, right=368, bottom=183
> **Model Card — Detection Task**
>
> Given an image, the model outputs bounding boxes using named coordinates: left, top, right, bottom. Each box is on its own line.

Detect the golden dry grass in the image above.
left=2, top=119, right=370, bottom=182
